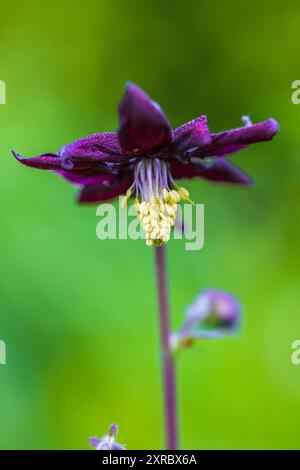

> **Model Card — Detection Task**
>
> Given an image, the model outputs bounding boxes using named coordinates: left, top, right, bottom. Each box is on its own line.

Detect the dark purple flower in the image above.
left=12, top=83, right=279, bottom=246
left=171, top=289, right=242, bottom=349
left=89, top=424, right=125, bottom=450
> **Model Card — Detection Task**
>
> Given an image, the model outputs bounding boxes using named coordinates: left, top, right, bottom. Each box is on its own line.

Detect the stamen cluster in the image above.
left=122, top=158, right=190, bottom=246
left=135, top=189, right=181, bottom=246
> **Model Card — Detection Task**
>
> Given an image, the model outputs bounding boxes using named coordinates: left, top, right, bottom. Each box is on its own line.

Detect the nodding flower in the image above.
left=171, top=289, right=242, bottom=350
left=12, top=82, right=279, bottom=246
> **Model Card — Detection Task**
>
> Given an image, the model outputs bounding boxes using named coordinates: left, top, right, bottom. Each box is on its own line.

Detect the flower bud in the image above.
left=172, top=289, right=242, bottom=351
left=186, top=289, right=241, bottom=329
left=89, top=424, right=125, bottom=450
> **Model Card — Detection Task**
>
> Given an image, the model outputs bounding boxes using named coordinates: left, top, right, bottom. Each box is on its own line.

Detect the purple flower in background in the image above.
left=187, top=288, right=241, bottom=329
left=89, top=424, right=125, bottom=451
left=12, top=83, right=278, bottom=246
left=172, top=289, right=242, bottom=349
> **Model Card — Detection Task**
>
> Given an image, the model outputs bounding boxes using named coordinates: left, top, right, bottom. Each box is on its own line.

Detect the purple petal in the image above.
left=169, top=116, right=211, bottom=154
left=12, top=150, right=63, bottom=170
left=12, top=150, right=97, bottom=171
left=189, top=118, right=279, bottom=158
left=170, top=159, right=252, bottom=185
left=108, top=424, right=117, bottom=438
left=54, top=169, right=117, bottom=187
left=89, top=438, right=101, bottom=448
left=110, top=443, right=125, bottom=450
left=78, top=175, right=132, bottom=204
left=199, top=143, right=247, bottom=157
left=118, top=82, right=173, bottom=155
left=59, top=132, right=126, bottom=163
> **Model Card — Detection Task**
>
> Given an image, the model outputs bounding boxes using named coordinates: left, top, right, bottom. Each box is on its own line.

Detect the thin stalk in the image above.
left=154, top=245, right=178, bottom=450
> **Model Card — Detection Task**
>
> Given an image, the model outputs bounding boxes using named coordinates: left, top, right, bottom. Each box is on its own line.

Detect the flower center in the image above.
left=123, top=158, right=190, bottom=247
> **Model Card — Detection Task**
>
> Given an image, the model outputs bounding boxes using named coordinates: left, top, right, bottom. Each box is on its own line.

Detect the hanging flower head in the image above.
left=12, top=83, right=278, bottom=246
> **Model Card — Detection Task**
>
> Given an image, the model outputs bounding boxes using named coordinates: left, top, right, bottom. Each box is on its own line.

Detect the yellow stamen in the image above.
left=123, top=171, right=194, bottom=246
left=143, top=215, right=151, bottom=224
left=165, top=204, right=175, bottom=217
left=163, top=188, right=169, bottom=202
left=150, top=208, right=158, bottom=219
left=133, top=192, right=175, bottom=246
left=121, top=196, right=128, bottom=209
left=178, top=186, right=189, bottom=200
left=139, top=201, right=148, bottom=215
left=169, top=189, right=181, bottom=203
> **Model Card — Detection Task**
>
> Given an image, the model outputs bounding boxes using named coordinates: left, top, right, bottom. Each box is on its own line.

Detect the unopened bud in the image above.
left=89, top=424, right=125, bottom=451
left=173, top=289, right=242, bottom=348
left=186, top=289, right=241, bottom=329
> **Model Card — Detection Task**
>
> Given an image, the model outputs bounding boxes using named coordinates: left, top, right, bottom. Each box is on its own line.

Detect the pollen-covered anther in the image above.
left=169, top=190, right=181, bottom=203
left=178, top=186, right=194, bottom=204
left=178, top=187, right=189, bottom=200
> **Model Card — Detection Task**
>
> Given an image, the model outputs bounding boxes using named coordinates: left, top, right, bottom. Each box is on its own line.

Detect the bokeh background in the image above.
left=1, top=0, right=300, bottom=450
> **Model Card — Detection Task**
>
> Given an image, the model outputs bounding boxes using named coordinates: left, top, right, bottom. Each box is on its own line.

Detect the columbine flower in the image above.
left=171, top=289, right=242, bottom=350
left=89, top=424, right=125, bottom=450
left=12, top=83, right=278, bottom=246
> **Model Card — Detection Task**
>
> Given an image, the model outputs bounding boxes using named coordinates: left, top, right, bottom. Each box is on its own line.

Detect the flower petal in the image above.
left=78, top=175, right=132, bottom=204
left=118, top=82, right=173, bottom=155
left=12, top=150, right=63, bottom=170
left=13, top=148, right=123, bottom=175
left=89, top=438, right=101, bottom=448
left=54, top=169, right=118, bottom=187
left=170, top=159, right=252, bottom=185
left=189, top=118, right=279, bottom=158
left=169, top=116, right=211, bottom=154
left=59, top=132, right=125, bottom=163
left=13, top=134, right=126, bottom=174
left=12, top=150, right=106, bottom=172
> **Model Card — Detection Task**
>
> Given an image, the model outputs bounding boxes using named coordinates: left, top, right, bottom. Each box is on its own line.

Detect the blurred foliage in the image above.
left=1, top=0, right=300, bottom=450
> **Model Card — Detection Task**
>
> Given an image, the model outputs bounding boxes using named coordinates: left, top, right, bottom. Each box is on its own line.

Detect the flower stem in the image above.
left=154, top=245, right=178, bottom=450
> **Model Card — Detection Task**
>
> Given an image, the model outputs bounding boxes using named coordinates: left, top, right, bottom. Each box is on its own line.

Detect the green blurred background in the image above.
left=1, top=0, right=300, bottom=450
